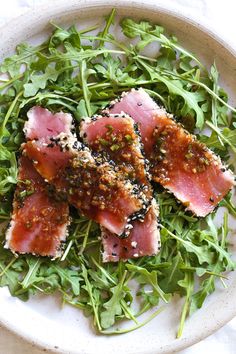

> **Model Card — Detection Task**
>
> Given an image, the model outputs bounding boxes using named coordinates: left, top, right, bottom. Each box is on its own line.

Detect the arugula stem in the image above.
left=79, top=220, right=92, bottom=255
left=21, top=259, right=41, bottom=289
left=221, top=213, right=228, bottom=248
left=160, top=69, right=236, bottom=114
left=0, top=74, right=23, bottom=91
left=81, top=34, right=131, bottom=54
left=180, top=68, right=196, bottom=77
left=200, top=270, right=228, bottom=279
left=78, top=25, right=101, bottom=35
left=221, top=198, right=236, bottom=217
left=50, top=21, right=100, bottom=35
left=0, top=90, right=23, bottom=141
left=121, top=300, right=139, bottom=324
left=33, top=284, right=44, bottom=293
left=206, top=120, right=236, bottom=153
left=92, top=257, right=116, bottom=285
left=79, top=60, right=92, bottom=116
left=60, top=240, right=74, bottom=261
left=144, top=88, right=167, bottom=106
left=64, top=298, right=87, bottom=310
left=159, top=224, right=186, bottom=243
left=135, top=302, right=152, bottom=317
left=177, top=269, right=193, bottom=338
left=21, top=92, right=79, bottom=107
left=1, top=44, right=48, bottom=70
left=98, top=9, right=116, bottom=48
left=220, top=277, right=227, bottom=288
left=82, top=264, right=102, bottom=331
left=0, top=215, right=10, bottom=220
left=0, top=257, right=16, bottom=277
left=100, top=306, right=165, bottom=334
left=124, top=258, right=144, bottom=284
left=210, top=65, right=219, bottom=122
left=49, top=49, right=126, bottom=62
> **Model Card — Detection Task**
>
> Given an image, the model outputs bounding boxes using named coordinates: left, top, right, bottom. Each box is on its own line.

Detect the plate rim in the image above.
left=0, top=0, right=236, bottom=353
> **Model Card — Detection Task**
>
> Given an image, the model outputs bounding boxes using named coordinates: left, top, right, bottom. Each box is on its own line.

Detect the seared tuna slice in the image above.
left=80, top=114, right=160, bottom=261
left=24, top=106, right=73, bottom=140
left=5, top=156, right=69, bottom=257
left=23, top=134, right=147, bottom=236
left=81, top=113, right=153, bottom=220
left=102, top=200, right=160, bottom=262
left=108, top=88, right=235, bottom=217
left=6, top=107, right=73, bottom=257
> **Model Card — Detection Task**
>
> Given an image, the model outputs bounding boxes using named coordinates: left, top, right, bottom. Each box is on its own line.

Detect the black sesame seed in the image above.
left=209, top=197, right=214, bottom=202
left=137, top=102, right=142, bottom=106
left=112, top=252, right=117, bottom=256
left=47, top=143, right=54, bottom=148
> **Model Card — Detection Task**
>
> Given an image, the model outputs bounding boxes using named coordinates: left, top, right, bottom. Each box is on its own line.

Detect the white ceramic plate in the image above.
left=0, top=1, right=236, bottom=353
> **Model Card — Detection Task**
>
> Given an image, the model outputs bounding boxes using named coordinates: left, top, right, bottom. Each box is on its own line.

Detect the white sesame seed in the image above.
left=131, top=241, right=137, bottom=248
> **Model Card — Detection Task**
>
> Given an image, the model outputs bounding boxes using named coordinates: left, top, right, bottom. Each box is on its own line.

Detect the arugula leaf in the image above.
left=121, top=18, right=203, bottom=67
left=201, top=126, right=236, bottom=152
left=51, top=265, right=81, bottom=296
left=23, top=65, right=59, bottom=97
left=127, top=264, right=171, bottom=303
left=137, top=59, right=205, bottom=128
left=100, top=271, right=127, bottom=329
left=177, top=263, right=194, bottom=338
left=81, top=264, right=102, bottom=331
left=0, top=43, right=46, bottom=77
left=21, top=258, right=42, bottom=289
left=0, top=152, right=18, bottom=194
left=161, top=227, right=214, bottom=265
left=0, top=265, right=27, bottom=299
left=189, top=262, right=222, bottom=315
left=158, top=253, right=185, bottom=294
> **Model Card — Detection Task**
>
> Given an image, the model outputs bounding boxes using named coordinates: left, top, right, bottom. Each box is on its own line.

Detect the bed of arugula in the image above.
left=0, top=9, right=236, bottom=337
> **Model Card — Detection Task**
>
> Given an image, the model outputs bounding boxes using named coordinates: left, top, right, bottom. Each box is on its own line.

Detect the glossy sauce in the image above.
left=24, top=138, right=145, bottom=235
left=8, top=156, right=69, bottom=256
left=108, top=88, right=235, bottom=216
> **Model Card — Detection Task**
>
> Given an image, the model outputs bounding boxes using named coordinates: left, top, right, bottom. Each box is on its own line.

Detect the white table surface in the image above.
left=0, top=0, right=236, bottom=353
